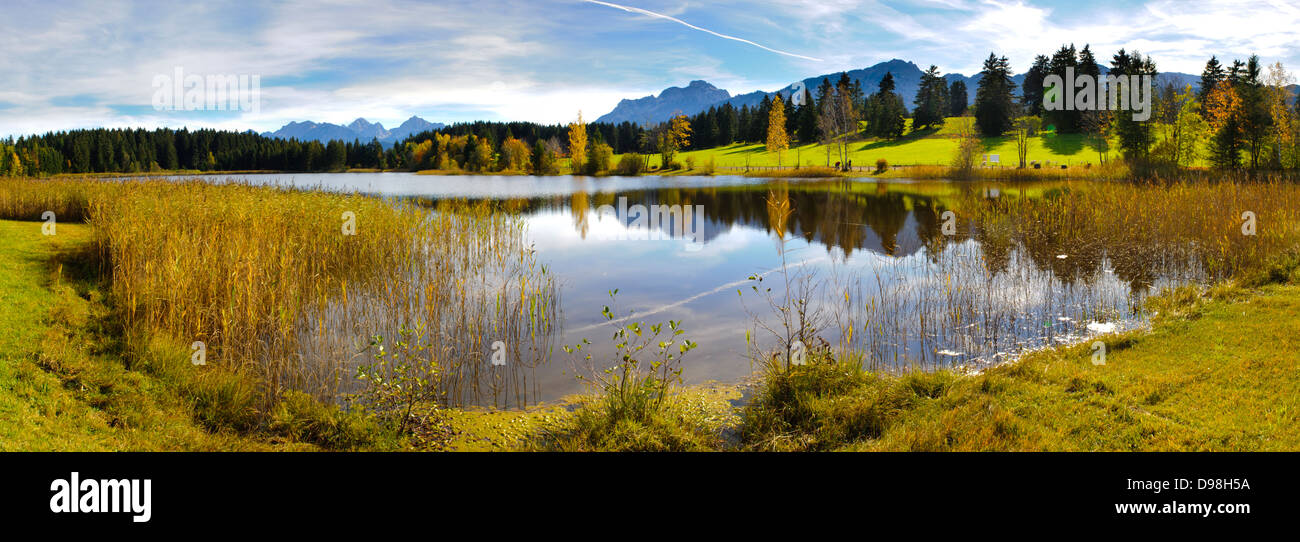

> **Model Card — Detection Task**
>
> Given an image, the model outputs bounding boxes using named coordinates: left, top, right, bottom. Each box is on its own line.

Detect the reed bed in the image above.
left=961, top=178, right=1300, bottom=281
left=0, top=177, right=558, bottom=409
left=752, top=178, right=1300, bottom=374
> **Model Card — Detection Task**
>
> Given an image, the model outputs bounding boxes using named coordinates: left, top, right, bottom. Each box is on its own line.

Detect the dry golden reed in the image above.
left=0, top=177, right=558, bottom=408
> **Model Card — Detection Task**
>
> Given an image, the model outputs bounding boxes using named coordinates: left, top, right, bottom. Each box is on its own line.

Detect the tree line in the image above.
left=973, top=44, right=1300, bottom=171
left=0, top=119, right=656, bottom=175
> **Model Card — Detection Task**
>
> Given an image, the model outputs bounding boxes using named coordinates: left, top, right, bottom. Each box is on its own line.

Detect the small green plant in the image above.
left=350, top=326, right=443, bottom=438
left=875, top=158, right=889, bottom=174
left=563, top=290, right=698, bottom=424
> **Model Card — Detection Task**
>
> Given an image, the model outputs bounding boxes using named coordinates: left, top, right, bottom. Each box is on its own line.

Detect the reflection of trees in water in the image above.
left=436, top=184, right=1203, bottom=291
left=858, top=191, right=909, bottom=256
left=522, top=186, right=929, bottom=259
left=570, top=190, right=590, bottom=239
left=912, top=197, right=948, bottom=263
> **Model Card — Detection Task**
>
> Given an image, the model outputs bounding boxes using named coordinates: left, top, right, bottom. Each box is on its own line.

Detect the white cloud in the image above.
left=3, top=0, right=1299, bottom=138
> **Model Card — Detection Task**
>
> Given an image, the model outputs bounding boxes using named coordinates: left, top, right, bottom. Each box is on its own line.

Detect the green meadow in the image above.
left=627, top=117, right=1211, bottom=171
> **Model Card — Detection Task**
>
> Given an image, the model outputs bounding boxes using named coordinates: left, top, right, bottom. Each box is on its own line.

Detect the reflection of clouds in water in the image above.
left=570, top=252, right=831, bottom=334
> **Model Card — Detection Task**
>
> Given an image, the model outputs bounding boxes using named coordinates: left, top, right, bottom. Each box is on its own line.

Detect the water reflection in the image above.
left=171, top=173, right=1207, bottom=404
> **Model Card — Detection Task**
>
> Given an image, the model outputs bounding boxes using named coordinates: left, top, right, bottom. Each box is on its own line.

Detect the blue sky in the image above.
left=2, top=0, right=1299, bottom=137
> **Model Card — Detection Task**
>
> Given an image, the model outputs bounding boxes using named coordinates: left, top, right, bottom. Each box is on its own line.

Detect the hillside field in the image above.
left=630, top=117, right=1207, bottom=170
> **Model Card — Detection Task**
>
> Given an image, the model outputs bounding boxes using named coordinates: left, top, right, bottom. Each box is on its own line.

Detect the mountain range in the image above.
left=594, top=80, right=732, bottom=125
left=260, top=115, right=444, bottom=144
left=596, top=59, right=1204, bottom=125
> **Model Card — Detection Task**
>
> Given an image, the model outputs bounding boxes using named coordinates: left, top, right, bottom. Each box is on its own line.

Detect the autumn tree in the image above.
left=568, top=111, right=587, bottom=174
left=950, top=116, right=982, bottom=177
left=500, top=137, right=532, bottom=171
left=766, top=94, right=789, bottom=166
left=1204, top=80, right=1244, bottom=169
left=1265, top=61, right=1299, bottom=169
left=1080, top=108, right=1114, bottom=165
left=658, top=114, right=691, bottom=169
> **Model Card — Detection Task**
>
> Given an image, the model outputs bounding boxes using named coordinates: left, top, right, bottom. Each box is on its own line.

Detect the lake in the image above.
left=163, top=172, right=1202, bottom=406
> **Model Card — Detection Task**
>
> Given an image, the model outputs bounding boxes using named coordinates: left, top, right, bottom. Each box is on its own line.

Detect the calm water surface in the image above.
left=169, top=173, right=1200, bottom=405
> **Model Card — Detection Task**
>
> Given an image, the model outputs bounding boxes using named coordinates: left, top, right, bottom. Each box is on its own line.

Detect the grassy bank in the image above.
left=742, top=276, right=1300, bottom=451
left=0, top=219, right=367, bottom=450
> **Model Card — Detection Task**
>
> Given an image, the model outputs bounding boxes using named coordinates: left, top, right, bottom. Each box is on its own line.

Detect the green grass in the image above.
left=624, top=117, right=1208, bottom=172
left=0, top=218, right=392, bottom=451
left=0, top=220, right=274, bottom=450
left=742, top=278, right=1300, bottom=451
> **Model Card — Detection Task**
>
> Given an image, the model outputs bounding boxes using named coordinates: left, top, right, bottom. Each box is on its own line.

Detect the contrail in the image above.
left=583, top=0, right=823, bottom=62
left=568, top=255, right=830, bottom=334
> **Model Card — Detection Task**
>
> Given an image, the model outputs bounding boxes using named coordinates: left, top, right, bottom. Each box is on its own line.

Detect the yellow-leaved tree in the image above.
left=568, top=111, right=587, bottom=174
left=659, top=114, right=691, bottom=169
left=766, top=94, right=789, bottom=166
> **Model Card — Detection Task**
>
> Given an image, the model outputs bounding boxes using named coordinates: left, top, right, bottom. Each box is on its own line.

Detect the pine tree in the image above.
left=1046, top=44, right=1080, bottom=132
left=1199, top=56, right=1226, bottom=105
left=974, top=53, right=1015, bottom=136
left=876, top=72, right=894, bottom=95
left=948, top=80, right=968, bottom=116
left=1110, top=49, right=1158, bottom=163
left=866, top=73, right=906, bottom=139
left=1022, top=55, right=1050, bottom=116
left=913, top=65, right=949, bottom=130
left=1078, top=45, right=1101, bottom=84
left=796, top=88, right=819, bottom=143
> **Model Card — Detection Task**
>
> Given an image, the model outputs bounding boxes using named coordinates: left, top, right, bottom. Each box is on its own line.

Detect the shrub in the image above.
left=350, top=327, right=443, bottom=437
left=615, top=153, right=645, bottom=175
left=875, top=158, right=889, bottom=174
left=585, top=142, right=613, bottom=175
